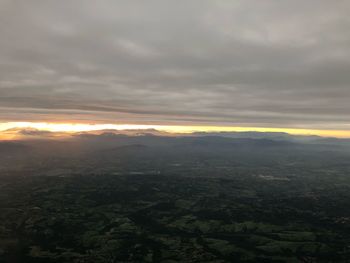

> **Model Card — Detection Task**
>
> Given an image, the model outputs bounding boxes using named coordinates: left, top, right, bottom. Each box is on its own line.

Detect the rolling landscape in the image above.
left=1, top=131, right=350, bottom=262
left=1, top=0, right=350, bottom=262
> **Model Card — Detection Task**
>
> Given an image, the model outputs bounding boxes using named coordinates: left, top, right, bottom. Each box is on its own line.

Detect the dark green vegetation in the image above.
left=1, top=133, right=350, bottom=262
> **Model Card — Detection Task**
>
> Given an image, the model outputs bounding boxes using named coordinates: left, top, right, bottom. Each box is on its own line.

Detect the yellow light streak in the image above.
left=0, top=122, right=350, bottom=139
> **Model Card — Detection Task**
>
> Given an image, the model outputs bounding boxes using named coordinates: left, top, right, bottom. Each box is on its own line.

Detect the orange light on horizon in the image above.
left=1, top=122, right=350, bottom=139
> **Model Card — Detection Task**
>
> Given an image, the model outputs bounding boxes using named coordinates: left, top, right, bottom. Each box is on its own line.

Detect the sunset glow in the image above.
left=1, top=122, right=350, bottom=140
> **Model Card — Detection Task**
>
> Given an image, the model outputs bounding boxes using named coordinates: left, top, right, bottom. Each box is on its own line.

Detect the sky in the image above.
left=0, top=0, right=350, bottom=137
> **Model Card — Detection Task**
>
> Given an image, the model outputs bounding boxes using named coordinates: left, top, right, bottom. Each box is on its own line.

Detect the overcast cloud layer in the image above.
left=0, top=0, right=350, bottom=129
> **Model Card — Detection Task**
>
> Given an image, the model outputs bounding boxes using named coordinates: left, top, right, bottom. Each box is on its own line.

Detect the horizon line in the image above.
left=1, top=122, right=350, bottom=140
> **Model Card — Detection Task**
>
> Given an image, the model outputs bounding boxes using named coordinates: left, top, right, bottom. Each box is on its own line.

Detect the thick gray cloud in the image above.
left=0, top=0, right=350, bottom=129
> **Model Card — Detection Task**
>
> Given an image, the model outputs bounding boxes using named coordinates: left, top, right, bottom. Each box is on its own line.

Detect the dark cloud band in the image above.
left=0, top=0, right=349, bottom=130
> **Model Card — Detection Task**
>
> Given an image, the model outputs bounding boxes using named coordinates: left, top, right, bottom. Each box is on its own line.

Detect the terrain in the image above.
left=1, top=132, right=350, bottom=262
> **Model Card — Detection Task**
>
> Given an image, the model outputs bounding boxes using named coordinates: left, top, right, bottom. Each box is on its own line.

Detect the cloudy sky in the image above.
left=1, top=0, right=350, bottom=131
